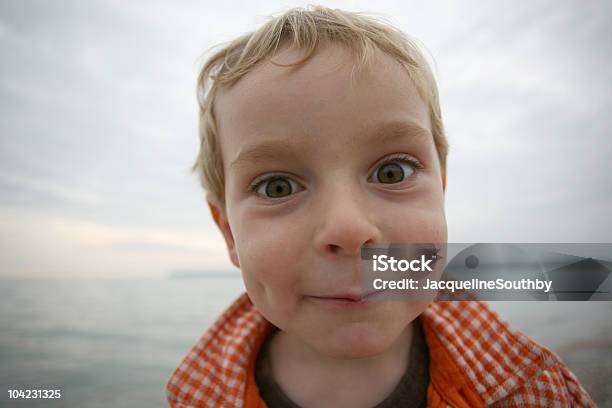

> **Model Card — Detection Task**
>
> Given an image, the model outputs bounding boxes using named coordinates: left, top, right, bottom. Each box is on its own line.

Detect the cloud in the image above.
left=0, top=205, right=229, bottom=278
left=0, top=0, right=610, bottom=277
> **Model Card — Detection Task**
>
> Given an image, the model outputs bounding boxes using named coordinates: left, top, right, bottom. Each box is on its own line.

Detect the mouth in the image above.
left=307, top=289, right=387, bottom=307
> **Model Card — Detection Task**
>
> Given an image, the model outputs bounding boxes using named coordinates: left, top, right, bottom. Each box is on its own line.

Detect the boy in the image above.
left=167, top=6, right=594, bottom=407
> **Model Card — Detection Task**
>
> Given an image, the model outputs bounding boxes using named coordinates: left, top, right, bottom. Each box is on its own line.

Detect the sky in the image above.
left=0, top=0, right=611, bottom=278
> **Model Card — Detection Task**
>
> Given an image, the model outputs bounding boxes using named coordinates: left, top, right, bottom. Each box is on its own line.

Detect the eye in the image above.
left=253, top=176, right=302, bottom=199
left=369, top=154, right=422, bottom=184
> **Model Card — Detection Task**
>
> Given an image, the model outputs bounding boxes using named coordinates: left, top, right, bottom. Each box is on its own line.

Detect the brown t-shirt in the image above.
left=255, top=319, right=429, bottom=408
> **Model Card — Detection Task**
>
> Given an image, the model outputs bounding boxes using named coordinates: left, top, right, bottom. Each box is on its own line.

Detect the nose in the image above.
left=312, top=185, right=382, bottom=257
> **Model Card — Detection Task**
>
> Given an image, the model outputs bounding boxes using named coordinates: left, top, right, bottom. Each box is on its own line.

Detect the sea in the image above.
left=0, top=278, right=610, bottom=407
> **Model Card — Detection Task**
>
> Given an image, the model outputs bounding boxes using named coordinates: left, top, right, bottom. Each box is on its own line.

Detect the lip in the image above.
left=307, top=289, right=387, bottom=308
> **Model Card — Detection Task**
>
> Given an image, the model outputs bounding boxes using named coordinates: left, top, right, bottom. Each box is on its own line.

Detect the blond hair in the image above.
left=194, top=5, right=448, bottom=205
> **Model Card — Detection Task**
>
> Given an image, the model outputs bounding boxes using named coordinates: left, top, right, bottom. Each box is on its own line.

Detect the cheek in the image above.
left=383, top=201, right=447, bottom=243
left=237, top=226, right=305, bottom=329
left=233, top=213, right=304, bottom=299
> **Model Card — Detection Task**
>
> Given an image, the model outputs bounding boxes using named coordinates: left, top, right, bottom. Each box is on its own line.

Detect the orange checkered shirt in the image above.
left=166, top=293, right=595, bottom=407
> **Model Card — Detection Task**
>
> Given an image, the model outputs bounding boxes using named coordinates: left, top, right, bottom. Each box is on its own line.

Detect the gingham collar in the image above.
left=420, top=301, right=560, bottom=405
left=166, top=293, right=583, bottom=407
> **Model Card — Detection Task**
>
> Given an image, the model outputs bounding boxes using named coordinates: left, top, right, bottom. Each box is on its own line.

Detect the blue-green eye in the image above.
left=370, top=156, right=420, bottom=184
left=255, top=176, right=301, bottom=198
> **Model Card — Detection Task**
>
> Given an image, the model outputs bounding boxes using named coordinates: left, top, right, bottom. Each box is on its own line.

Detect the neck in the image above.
left=268, top=322, right=414, bottom=408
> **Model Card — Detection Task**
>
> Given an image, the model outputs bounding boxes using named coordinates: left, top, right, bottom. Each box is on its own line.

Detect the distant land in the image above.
left=168, top=270, right=241, bottom=279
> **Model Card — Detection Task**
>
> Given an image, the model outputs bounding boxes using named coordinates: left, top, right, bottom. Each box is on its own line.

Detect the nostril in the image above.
left=328, top=244, right=341, bottom=254
left=327, top=240, right=374, bottom=255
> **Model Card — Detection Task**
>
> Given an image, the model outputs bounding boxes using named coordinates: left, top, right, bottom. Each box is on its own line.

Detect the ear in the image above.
left=207, top=193, right=240, bottom=269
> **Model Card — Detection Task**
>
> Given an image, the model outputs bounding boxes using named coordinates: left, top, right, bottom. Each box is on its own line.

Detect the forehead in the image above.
left=214, top=44, right=432, bottom=168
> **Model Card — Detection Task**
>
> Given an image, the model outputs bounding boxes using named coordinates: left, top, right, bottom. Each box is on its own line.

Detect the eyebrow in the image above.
left=230, top=120, right=431, bottom=170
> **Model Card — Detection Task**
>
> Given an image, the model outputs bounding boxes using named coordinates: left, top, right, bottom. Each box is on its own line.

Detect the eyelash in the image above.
left=372, top=153, right=424, bottom=178
left=248, top=153, right=424, bottom=197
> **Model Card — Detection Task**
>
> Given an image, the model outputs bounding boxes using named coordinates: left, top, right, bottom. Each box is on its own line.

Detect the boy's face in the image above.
left=211, top=44, right=447, bottom=358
